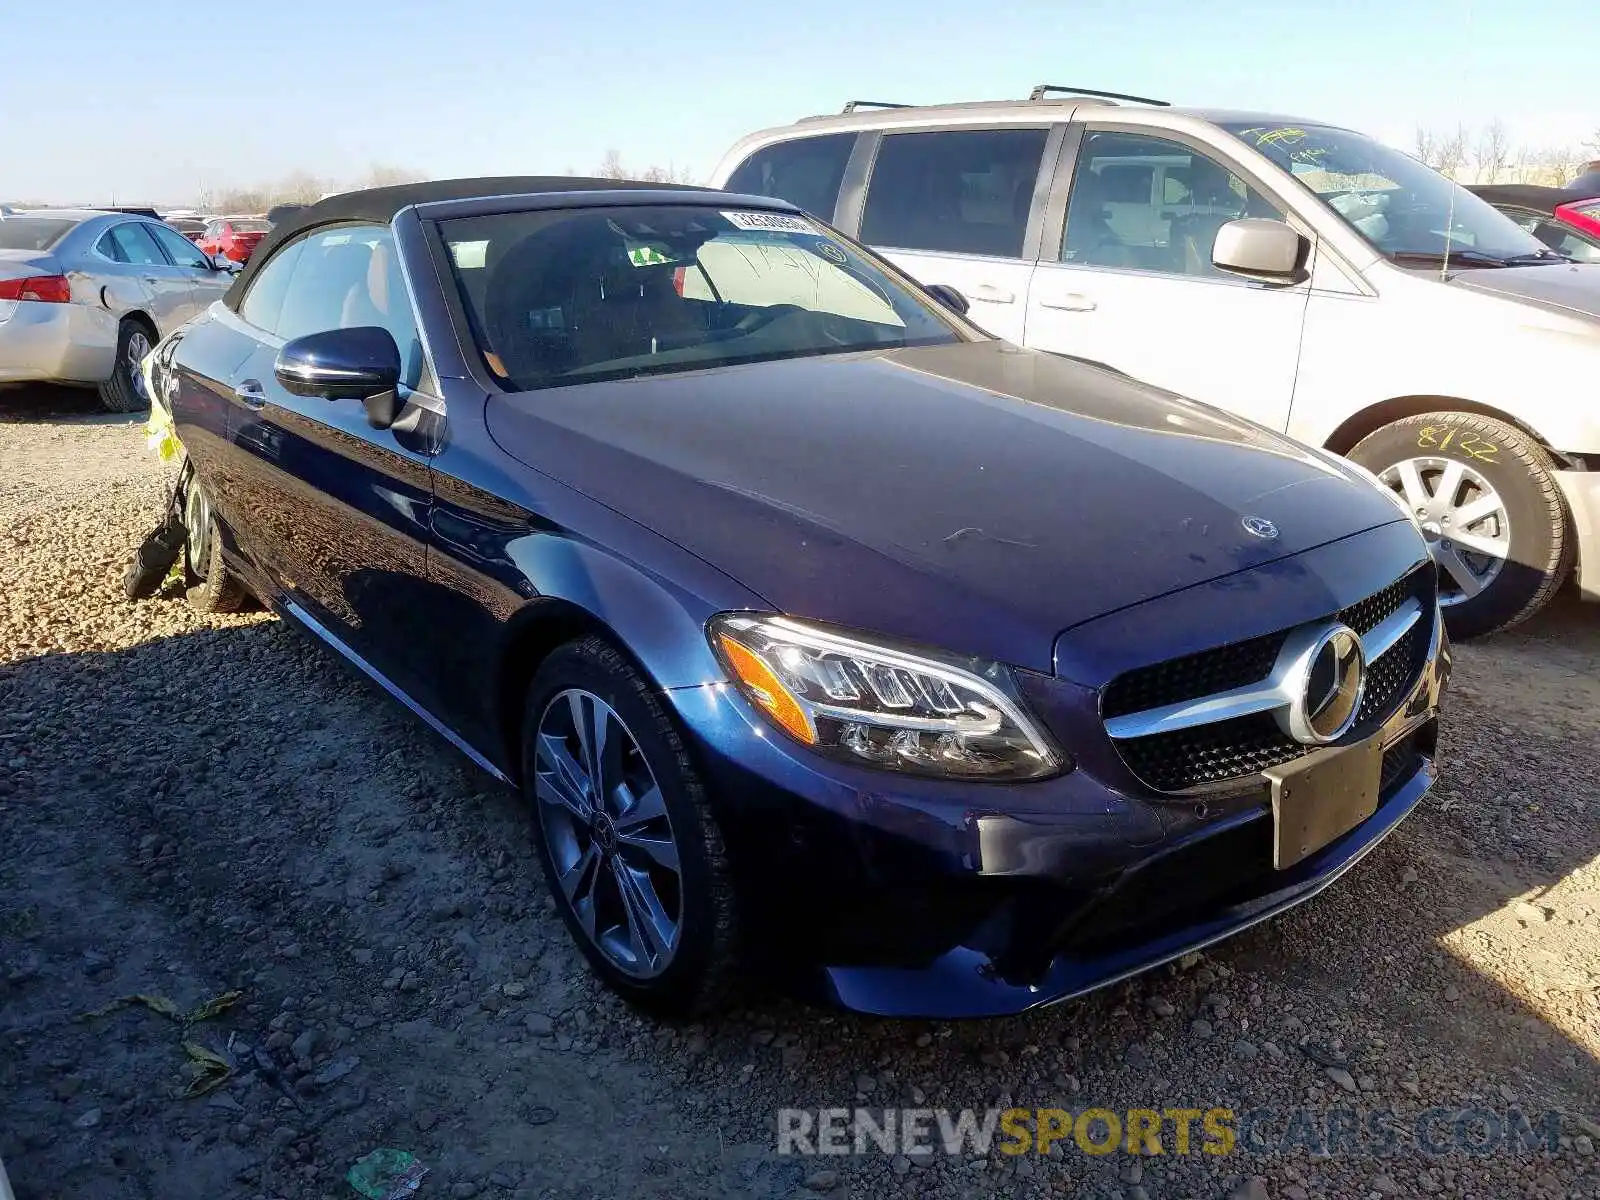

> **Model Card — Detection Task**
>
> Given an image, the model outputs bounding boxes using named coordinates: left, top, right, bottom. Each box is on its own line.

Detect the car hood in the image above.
left=1448, top=262, right=1600, bottom=321
left=485, top=341, right=1405, bottom=673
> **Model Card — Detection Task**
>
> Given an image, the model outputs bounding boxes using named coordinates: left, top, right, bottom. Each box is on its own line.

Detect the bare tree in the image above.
left=361, top=163, right=426, bottom=189
left=1433, top=125, right=1470, bottom=180
left=591, top=151, right=697, bottom=184
left=1414, top=126, right=1437, bottom=167
left=1474, top=119, right=1510, bottom=184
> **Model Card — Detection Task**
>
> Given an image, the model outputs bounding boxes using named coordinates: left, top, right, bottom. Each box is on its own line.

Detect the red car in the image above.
left=197, top=216, right=271, bottom=263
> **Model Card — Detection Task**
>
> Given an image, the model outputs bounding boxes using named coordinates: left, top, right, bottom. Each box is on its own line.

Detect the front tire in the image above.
left=521, top=637, right=739, bottom=1015
left=97, top=318, right=154, bottom=413
left=1349, top=412, right=1570, bottom=638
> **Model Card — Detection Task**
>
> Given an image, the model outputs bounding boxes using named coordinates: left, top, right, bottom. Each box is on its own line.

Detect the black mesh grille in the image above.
left=1101, top=631, right=1283, bottom=720
left=1106, top=565, right=1436, bottom=793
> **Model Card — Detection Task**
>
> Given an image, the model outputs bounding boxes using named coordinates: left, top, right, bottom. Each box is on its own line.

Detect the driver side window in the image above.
left=1063, top=132, right=1282, bottom=279
left=243, top=225, right=428, bottom=391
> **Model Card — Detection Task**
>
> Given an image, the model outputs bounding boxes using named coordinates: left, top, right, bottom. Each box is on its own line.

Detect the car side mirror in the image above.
left=1211, top=218, right=1310, bottom=282
left=924, top=283, right=970, bottom=315
left=276, top=326, right=402, bottom=428
left=210, top=253, right=242, bottom=273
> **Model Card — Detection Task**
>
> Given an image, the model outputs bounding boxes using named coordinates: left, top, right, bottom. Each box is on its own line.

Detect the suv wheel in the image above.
left=522, top=637, right=738, bottom=1015
left=1349, top=412, right=1570, bottom=638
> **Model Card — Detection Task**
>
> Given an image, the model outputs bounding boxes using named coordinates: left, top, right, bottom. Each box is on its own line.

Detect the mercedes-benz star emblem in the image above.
left=1241, top=515, right=1279, bottom=540
left=1277, top=623, right=1367, bottom=745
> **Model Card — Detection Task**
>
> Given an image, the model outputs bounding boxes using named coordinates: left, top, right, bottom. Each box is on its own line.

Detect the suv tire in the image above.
left=1349, top=412, right=1570, bottom=638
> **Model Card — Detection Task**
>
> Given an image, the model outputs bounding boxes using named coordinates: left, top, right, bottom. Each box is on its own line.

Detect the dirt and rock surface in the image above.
left=1, top=386, right=1596, bottom=1200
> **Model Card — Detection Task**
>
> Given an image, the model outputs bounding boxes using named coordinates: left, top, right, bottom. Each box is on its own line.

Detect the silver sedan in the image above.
left=0, top=210, right=237, bottom=411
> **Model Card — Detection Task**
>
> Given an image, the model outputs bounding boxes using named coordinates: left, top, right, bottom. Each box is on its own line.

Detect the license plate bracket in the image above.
left=1264, top=738, right=1384, bottom=870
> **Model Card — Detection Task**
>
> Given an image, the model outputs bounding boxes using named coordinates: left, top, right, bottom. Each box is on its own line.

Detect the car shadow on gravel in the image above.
left=0, top=384, right=114, bottom=424
left=1, top=592, right=1597, bottom=1199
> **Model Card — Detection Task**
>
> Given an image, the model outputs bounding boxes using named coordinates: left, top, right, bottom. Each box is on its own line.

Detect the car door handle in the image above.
left=1038, top=292, right=1098, bottom=312
left=233, top=379, right=266, bottom=409
left=966, top=283, right=1016, bottom=304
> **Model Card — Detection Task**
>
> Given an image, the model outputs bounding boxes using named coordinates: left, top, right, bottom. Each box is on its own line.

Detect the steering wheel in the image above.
left=734, top=304, right=805, bottom=335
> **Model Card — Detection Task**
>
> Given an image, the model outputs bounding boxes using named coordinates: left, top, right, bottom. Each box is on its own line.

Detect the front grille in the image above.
left=1101, top=631, right=1283, bottom=720
left=1106, top=565, right=1436, bottom=793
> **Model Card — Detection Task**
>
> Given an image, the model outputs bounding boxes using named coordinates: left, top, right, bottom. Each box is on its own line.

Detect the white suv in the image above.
left=712, top=87, right=1600, bottom=637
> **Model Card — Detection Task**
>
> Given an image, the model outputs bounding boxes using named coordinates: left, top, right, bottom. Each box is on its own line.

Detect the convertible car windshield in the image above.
left=440, top=205, right=966, bottom=389
left=1221, top=122, right=1554, bottom=264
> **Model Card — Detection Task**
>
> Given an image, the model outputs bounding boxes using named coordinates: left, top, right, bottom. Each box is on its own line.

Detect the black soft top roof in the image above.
left=1467, top=183, right=1568, bottom=213
left=223, top=175, right=715, bottom=311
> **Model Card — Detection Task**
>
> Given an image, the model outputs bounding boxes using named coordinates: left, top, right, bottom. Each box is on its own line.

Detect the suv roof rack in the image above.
left=1028, top=84, right=1169, bottom=106
left=841, top=100, right=912, bottom=113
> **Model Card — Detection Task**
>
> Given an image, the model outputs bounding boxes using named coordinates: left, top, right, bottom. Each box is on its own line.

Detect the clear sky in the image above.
left=2, top=0, right=1594, bottom=205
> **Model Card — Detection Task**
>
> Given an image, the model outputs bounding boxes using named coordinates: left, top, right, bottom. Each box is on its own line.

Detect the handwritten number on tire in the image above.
left=1417, top=425, right=1498, bottom=464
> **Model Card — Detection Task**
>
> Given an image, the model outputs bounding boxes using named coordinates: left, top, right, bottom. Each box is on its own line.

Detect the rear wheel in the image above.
left=522, top=637, right=739, bottom=1015
left=97, top=318, right=154, bottom=413
left=1349, top=412, right=1570, bottom=638
left=183, top=479, right=252, bottom=613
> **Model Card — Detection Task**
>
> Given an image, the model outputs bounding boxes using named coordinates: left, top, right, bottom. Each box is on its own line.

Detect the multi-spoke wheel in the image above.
left=98, top=318, right=156, bottom=413
left=181, top=477, right=253, bottom=614
left=1351, top=412, right=1572, bottom=638
left=534, top=689, right=683, bottom=979
left=522, top=637, right=738, bottom=1012
left=1378, top=456, right=1508, bottom=605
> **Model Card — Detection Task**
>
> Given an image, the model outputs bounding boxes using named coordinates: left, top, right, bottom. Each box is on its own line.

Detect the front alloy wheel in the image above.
left=534, top=689, right=682, bottom=978
left=1378, top=455, right=1509, bottom=606
left=1351, top=412, right=1571, bottom=638
left=522, top=637, right=738, bottom=1013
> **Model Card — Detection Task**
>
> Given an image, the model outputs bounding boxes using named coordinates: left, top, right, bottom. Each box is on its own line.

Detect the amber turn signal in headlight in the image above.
left=708, top=614, right=1065, bottom=780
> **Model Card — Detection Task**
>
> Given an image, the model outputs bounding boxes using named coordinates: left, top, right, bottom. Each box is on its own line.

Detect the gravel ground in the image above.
left=1, top=386, right=1596, bottom=1200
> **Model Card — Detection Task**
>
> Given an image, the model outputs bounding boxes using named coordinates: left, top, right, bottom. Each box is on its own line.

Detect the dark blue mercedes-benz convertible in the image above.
left=155, top=177, right=1451, bottom=1018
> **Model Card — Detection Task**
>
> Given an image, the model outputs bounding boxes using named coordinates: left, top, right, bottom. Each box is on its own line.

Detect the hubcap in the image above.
left=127, top=330, right=152, bottom=400
left=1378, top=456, right=1509, bottom=606
left=184, top=482, right=212, bottom=578
left=534, top=689, right=682, bottom=979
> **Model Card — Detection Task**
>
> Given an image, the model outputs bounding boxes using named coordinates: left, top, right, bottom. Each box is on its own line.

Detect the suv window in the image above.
left=271, top=225, right=426, bottom=388
left=725, top=134, right=854, bottom=220
left=860, top=128, right=1048, bottom=259
left=147, top=221, right=211, bottom=269
left=1063, top=132, right=1283, bottom=278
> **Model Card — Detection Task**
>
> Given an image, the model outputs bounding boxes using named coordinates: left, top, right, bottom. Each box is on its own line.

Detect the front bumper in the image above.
left=1554, top=468, right=1600, bottom=602
left=668, top=536, right=1450, bottom=1018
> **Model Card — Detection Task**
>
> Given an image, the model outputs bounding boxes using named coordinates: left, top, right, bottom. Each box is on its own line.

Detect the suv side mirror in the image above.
left=1211, top=218, right=1309, bottom=282
left=924, top=283, right=970, bottom=316
left=276, top=326, right=402, bottom=427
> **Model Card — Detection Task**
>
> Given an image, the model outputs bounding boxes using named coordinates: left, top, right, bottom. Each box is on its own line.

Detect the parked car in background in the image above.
left=197, top=216, right=270, bottom=263
left=164, top=215, right=211, bottom=242
left=0, top=209, right=234, bottom=410
left=1469, top=184, right=1600, bottom=263
left=714, top=89, right=1600, bottom=637
left=155, top=178, right=1449, bottom=1018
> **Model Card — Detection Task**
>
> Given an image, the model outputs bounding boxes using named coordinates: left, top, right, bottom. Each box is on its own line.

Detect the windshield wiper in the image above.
left=1387, top=248, right=1510, bottom=269
left=1497, top=249, right=1574, bottom=266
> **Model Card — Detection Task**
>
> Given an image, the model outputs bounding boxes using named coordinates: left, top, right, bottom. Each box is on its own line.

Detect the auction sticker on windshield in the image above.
left=722, top=210, right=817, bottom=235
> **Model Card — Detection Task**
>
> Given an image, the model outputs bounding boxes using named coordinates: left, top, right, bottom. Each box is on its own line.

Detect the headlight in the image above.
left=1308, top=445, right=1422, bottom=532
left=707, top=614, right=1065, bottom=781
